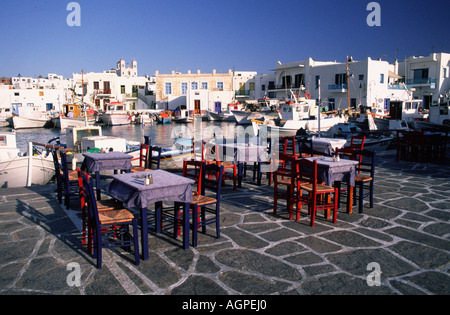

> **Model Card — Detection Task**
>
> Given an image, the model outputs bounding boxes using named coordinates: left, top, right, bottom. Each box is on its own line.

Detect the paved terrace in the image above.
left=0, top=149, right=449, bottom=295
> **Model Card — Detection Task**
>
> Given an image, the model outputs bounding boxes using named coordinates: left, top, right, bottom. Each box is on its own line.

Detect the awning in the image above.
left=388, top=71, right=403, bottom=79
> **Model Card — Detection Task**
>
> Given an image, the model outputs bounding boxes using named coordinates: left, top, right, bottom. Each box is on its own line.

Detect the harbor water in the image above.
left=0, top=120, right=257, bottom=154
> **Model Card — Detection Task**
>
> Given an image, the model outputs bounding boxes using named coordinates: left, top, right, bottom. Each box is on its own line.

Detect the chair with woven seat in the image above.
left=297, top=158, right=338, bottom=227
left=183, top=159, right=203, bottom=195
left=296, top=137, right=314, bottom=158
left=81, top=172, right=140, bottom=269
left=131, top=143, right=150, bottom=173
left=189, top=163, right=224, bottom=247
left=352, top=150, right=376, bottom=213
left=211, top=143, right=237, bottom=190
left=55, top=150, right=79, bottom=209
left=273, top=153, right=304, bottom=220
left=77, top=168, right=124, bottom=251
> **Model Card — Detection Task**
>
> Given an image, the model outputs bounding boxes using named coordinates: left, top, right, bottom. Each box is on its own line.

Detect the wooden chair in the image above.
left=336, top=135, right=365, bottom=162
left=396, top=130, right=411, bottom=161
left=131, top=143, right=150, bottom=173
left=273, top=153, right=305, bottom=220
left=352, top=150, right=376, bottom=213
left=149, top=145, right=162, bottom=169
left=81, top=172, right=140, bottom=269
left=189, top=163, right=224, bottom=247
left=58, top=150, right=79, bottom=209
left=212, top=143, right=237, bottom=190
left=296, top=137, right=314, bottom=158
left=297, top=159, right=338, bottom=227
left=77, top=168, right=124, bottom=252
left=183, top=160, right=203, bottom=196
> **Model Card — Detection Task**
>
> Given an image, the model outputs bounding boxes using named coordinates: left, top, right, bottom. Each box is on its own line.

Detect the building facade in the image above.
left=72, top=59, right=155, bottom=111
left=154, top=69, right=235, bottom=113
left=398, top=53, right=450, bottom=108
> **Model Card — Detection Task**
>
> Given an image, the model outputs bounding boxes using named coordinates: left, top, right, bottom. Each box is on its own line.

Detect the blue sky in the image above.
left=0, top=0, right=448, bottom=78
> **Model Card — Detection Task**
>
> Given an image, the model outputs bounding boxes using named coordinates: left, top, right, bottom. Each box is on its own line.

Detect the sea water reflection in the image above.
left=3, top=119, right=262, bottom=153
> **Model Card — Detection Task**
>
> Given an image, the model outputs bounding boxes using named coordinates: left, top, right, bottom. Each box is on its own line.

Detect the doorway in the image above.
left=214, top=101, right=221, bottom=113
left=194, top=100, right=201, bottom=115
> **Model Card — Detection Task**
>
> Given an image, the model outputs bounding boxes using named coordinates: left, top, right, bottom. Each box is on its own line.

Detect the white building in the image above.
left=0, top=74, right=72, bottom=122
left=267, top=57, right=412, bottom=113
left=398, top=52, right=450, bottom=108
left=72, top=59, right=155, bottom=112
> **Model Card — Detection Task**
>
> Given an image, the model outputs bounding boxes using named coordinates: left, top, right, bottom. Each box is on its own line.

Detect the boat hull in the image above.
left=101, top=113, right=131, bottom=126
left=11, top=116, right=50, bottom=129
left=207, top=111, right=236, bottom=122
left=0, top=155, right=55, bottom=188
left=263, top=116, right=345, bottom=136
left=52, top=116, right=96, bottom=129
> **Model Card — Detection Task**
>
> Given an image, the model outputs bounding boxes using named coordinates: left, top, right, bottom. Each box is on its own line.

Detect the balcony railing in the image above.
left=267, top=84, right=303, bottom=91
left=406, top=77, right=436, bottom=85
left=328, top=84, right=347, bottom=90
left=235, top=90, right=251, bottom=96
left=94, top=89, right=111, bottom=95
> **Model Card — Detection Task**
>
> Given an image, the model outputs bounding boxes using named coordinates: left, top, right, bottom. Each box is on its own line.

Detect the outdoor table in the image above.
left=81, top=152, right=133, bottom=200
left=311, top=137, right=347, bottom=156
left=304, top=156, right=360, bottom=214
left=217, top=142, right=268, bottom=186
left=106, top=170, right=195, bottom=259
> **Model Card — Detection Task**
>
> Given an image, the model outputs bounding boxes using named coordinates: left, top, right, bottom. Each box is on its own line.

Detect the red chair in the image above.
left=131, top=143, right=150, bottom=173
left=336, top=135, right=365, bottom=161
left=273, top=153, right=303, bottom=220
left=183, top=159, right=203, bottom=196
left=297, top=159, right=339, bottom=227
left=210, top=143, right=237, bottom=190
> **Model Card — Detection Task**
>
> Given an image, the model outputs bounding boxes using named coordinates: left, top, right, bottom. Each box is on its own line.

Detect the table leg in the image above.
left=237, top=162, right=243, bottom=188
left=141, top=207, right=149, bottom=260
left=347, top=186, right=354, bottom=214
left=155, top=201, right=162, bottom=233
left=183, top=202, right=190, bottom=250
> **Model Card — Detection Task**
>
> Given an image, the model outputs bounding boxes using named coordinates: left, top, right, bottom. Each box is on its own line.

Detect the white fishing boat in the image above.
left=172, top=109, right=194, bottom=123
left=51, top=103, right=97, bottom=129
left=0, top=132, right=55, bottom=188
left=206, top=110, right=236, bottom=122
left=100, top=102, right=131, bottom=126
left=252, top=97, right=346, bottom=136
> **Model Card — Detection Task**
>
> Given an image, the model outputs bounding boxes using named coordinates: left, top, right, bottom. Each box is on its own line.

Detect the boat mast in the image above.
left=82, top=69, right=88, bottom=126
left=346, top=56, right=350, bottom=109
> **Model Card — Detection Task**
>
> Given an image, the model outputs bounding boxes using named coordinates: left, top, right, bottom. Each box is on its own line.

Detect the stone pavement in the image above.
left=0, top=150, right=449, bottom=295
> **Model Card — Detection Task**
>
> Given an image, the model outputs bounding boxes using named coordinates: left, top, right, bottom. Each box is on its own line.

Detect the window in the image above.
left=444, top=68, right=447, bottom=78
left=39, top=91, right=44, bottom=96
left=335, top=73, right=347, bottom=85
left=217, top=81, right=223, bottom=90
left=414, top=68, right=429, bottom=79
left=294, top=74, right=304, bottom=88
left=359, top=74, right=364, bottom=81
left=328, top=98, right=335, bottom=110
left=380, top=73, right=384, bottom=84
left=191, top=82, right=198, bottom=90
left=249, top=82, right=255, bottom=91
left=201, top=82, right=208, bottom=90
left=315, top=75, right=320, bottom=89
left=261, top=84, right=266, bottom=91
left=282, top=76, right=292, bottom=88
left=121, top=85, right=125, bottom=94
left=94, top=82, right=99, bottom=90
left=165, top=82, right=172, bottom=95
left=181, top=82, right=188, bottom=95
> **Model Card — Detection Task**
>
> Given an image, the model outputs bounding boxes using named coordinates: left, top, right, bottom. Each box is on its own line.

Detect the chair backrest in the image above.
left=149, top=145, right=162, bottom=169
left=282, top=136, right=297, bottom=155
left=350, top=135, right=366, bottom=150
left=51, top=149, right=62, bottom=180
left=77, top=168, right=89, bottom=211
left=59, top=150, right=71, bottom=183
left=138, top=143, right=149, bottom=168
left=183, top=160, right=203, bottom=195
left=201, top=163, right=224, bottom=200
left=81, top=172, right=101, bottom=231
left=297, top=158, right=317, bottom=192
left=352, top=150, right=376, bottom=178
left=296, top=137, right=314, bottom=157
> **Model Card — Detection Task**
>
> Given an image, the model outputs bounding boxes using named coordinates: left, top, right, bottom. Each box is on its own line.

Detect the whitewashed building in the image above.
left=72, top=59, right=155, bottom=112
left=266, top=57, right=412, bottom=113
left=398, top=53, right=450, bottom=108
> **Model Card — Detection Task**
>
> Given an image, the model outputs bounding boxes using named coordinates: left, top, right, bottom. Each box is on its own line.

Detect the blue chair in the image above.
left=149, top=145, right=162, bottom=169
left=53, top=150, right=78, bottom=209
left=352, top=150, right=376, bottom=213
left=296, top=136, right=314, bottom=157
left=81, top=172, right=140, bottom=269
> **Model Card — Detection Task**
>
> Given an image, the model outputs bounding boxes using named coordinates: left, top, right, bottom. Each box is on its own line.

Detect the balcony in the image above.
left=267, top=84, right=303, bottom=91
left=328, top=84, right=347, bottom=92
left=94, top=89, right=111, bottom=95
left=235, top=90, right=250, bottom=96
left=406, top=77, right=436, bottom=87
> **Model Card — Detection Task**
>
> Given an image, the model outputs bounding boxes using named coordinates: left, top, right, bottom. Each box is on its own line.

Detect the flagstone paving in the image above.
left=0, top=149, right=449, bottom=295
